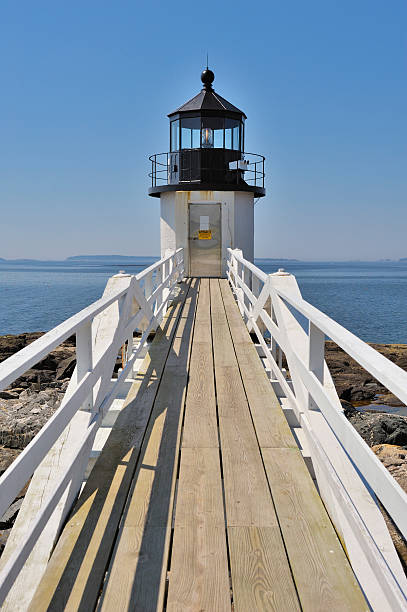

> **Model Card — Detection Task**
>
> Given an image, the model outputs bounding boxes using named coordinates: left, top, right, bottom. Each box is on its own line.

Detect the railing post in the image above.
left=144, top=270, right=153, bottom=303
left=162, top=249, right=173, bottom=319
left=76, top=321, right=93, bottom=412
left=154, top=264, right=164, bottom=325
left=243, top=267, right=251, bottom=324
left=233, top=249, right=245, bottom=316
left=307, top=321, right=325, bottom=410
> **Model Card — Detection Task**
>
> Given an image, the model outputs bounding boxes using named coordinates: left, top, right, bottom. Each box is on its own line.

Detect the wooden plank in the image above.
left=182, top=278, right=218, bottom=448
left=219, top=279, right=296, bottom=449
left=182, top=343, right=218, bottom=448
left=167, top=449, right=230, bottom=611
left=228, top=527, right=300, bottom=612
left=210, top=280, right=277, bottom=525
left=209, top=280, right=236, bottom=367
left=167, top=281, right=230, bottom=611
left=98, top=280, right=198, bottom=612
left=173, top=448, right=225, bottom=527
left=221, top=445, right=277, bottom=528
left=192, top=277, right=210, bottom=344
left=262, top=448, right=367, bottom=611
left=28, top=281, right=193, bottom=612
left=167, top=525, right=230, bottom=612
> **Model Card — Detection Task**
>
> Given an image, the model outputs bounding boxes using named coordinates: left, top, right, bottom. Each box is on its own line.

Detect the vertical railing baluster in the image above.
left=307, top=321, right=325, bottom=410
left=144, top=270, right=153, bottom=304
left=155, top=264, right=164, bottom=324
left=251, top=274, right=261, bottom=334
left=76, top=321, right=93, bottom=412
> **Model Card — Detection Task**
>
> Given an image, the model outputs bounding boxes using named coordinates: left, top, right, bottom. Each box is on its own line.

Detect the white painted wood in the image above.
left=278, top=285, right=407, bottom=407
left=302, top=412, right=407, bottom=611
left=76, top=321, right=93, bottom=412
left=307, top=321, right=325, bottom=411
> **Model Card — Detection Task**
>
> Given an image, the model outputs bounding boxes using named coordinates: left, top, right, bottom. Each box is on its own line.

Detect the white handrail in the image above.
left=277, top=287, right=407, bottom=406
left=0, top=248, right=184, bottom=605
left=227, top=247, right=407, bottom=610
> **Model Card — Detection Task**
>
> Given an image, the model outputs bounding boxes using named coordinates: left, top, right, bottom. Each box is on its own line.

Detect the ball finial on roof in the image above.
left=201, top=68, right=214, bottom=90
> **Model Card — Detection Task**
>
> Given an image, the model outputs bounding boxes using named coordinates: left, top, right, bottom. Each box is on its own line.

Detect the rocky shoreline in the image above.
left=1, top=333, right=407, bottom=563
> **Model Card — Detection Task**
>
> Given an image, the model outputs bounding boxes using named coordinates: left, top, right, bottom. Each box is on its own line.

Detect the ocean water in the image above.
left=0, top=258, right=407, bottom=343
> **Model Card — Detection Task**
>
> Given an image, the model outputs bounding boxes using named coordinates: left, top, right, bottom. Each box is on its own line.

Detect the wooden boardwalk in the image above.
left=28, top=278, right=367, bottom=611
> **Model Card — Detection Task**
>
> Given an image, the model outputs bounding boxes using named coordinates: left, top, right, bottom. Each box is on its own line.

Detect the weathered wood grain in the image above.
left=182, top=279, right=218, bottom=448
left=262, top=448, right=367, bottom=611
left=167, top=449, right=230, bottom=611
left=182, top=342, right=218, bottom=448
left=228, top=526, right=300, bottom=612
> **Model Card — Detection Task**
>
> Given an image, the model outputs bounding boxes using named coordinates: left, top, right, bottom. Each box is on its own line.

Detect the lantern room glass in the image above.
left=170, top=120, right=180, bottom=152
left=173, top=116, right=243, bottom=151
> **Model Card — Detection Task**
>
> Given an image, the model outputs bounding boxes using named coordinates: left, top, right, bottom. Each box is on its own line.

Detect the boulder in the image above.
left=347, top=411, right=407, bottom=447
left=372, top=444, right=407, bottom=491
left=0, top=498, right=23, bottom=528
left=0, top=391, right=19, bottom=400
left=56, top=356, right=76, bottom=380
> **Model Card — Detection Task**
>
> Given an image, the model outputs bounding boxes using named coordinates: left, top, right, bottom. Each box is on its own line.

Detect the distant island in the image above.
left=66, top=255, right=158, bottom=262
left=255, top=257, right=300, bottom=262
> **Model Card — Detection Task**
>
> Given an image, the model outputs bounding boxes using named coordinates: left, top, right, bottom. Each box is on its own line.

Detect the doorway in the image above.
left=188, top=203, right=221, bottom=277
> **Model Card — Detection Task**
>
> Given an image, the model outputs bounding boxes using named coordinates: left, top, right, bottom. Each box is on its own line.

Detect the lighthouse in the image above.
left=148, top=67, right=265, bottom=277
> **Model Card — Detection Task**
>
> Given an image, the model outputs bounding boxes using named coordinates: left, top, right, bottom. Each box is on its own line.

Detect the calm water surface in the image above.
left=0, top=258, right=406, bottom=343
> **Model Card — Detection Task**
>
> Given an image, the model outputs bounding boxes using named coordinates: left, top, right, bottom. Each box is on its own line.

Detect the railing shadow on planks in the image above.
left=227, top=246, right=407, bottom=611
left=0, top=248, right=184, bottom=606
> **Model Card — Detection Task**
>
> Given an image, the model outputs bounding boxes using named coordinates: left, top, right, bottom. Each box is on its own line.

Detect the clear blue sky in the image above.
left=0, top=0, right=405, bottom=260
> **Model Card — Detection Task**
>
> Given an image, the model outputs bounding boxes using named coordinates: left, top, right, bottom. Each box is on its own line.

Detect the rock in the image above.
left=325, top=341, right=407, bottom=407
left=0, top=391, right=19, bottom=400
left=340, top=399, right=359, bottom=418
left=0, top=528, right=12, bottom=555
left=348, top=411, right=407, bottom=447
left=375, top=393, right=405, bottom=408
left=371, top=444, right=407, bottom=570
left=0, top=498, right=23, bottom=528
left=0, top=333, right=44, bottom=363
left=372, top=443, right=407, bottom=493
left=0, top=446, right=21, bottom=475
left=56, top=356, right=76, bottom=380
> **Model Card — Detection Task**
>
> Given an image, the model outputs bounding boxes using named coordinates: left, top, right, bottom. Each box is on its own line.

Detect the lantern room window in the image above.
left=225, top=118, right=240, bottom=151
left=170, top=120, right=180, bottom=152
left=181, top=117, right=200, bottom=149
left=202, top=117, right=224, bottom=148
left=173, top=116, right=244, bottom=151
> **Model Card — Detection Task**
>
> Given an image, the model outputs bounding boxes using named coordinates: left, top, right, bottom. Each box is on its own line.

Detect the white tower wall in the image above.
left=160, top=190, right=254, bottom=277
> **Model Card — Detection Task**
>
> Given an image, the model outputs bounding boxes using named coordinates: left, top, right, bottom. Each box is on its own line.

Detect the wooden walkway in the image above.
left=28, top=279, right=367, bottom=611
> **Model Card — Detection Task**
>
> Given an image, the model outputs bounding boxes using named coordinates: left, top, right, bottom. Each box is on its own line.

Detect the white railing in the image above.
left=227, top=247, right=407, bottom=611
left=0, top=248, right=184, bottom=605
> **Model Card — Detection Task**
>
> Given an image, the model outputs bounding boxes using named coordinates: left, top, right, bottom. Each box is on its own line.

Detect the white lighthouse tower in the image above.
left=148, top=67, right=265, bottom=277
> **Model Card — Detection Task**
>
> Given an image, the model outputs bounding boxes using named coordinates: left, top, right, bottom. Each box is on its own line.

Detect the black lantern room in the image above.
left=148, top=68, right=265, bottom=198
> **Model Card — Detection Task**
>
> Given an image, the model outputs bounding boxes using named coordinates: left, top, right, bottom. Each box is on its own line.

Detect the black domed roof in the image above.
left=168, top=68, right=246, bottom=119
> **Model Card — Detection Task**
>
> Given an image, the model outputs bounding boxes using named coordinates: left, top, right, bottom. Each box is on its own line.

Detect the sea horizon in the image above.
left=1, top=257, right=407, bottom=343
left=1, top=255, right=406, bottom=264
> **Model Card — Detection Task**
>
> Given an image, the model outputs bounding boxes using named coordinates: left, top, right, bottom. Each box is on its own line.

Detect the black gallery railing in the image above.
left=149, top=150, right=265, bottom=189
